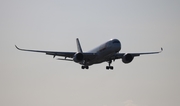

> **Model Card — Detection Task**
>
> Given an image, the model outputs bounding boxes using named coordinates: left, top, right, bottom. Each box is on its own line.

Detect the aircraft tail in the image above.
left=76, top=38, right=83, bottom=53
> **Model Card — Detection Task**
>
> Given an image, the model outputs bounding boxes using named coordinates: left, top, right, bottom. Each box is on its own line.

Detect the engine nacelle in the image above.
left=122, top=54, right=134, bottom=64
left=73, top=53, right=84, bottom=62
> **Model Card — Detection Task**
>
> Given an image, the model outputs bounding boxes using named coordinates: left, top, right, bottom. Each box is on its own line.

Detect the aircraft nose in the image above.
left=115, top=40, right=121, bottom=51
left=109, top=39, right=121, bottom=52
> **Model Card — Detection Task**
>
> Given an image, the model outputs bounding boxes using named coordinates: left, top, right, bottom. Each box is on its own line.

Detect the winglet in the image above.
left=15, top=45, right=26, bottom=51
left=15, top=45, right=20, bottom=50
left=76, top=38, right=83, bottom=53
left=160, top=47, right=163, bottom=52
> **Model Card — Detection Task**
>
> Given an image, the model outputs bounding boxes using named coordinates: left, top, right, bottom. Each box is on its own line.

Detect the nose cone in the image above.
left=111, top=39, right=121, bottom=52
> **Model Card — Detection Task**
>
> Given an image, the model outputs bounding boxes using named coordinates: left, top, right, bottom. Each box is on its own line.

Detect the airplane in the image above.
left=15, top=38, right=163, bottom=70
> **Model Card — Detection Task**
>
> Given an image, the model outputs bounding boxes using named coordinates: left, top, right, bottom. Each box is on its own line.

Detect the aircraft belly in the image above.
left=87, top=50, right=114, bottom=65
left=80, top=43, right=120, bottom=66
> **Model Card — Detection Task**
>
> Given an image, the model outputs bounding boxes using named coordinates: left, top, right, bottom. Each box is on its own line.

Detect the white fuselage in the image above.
left=82, top=39, right=121, bottom=65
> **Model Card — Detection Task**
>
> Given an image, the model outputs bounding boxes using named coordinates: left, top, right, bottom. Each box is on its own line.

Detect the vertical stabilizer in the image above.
left=76, top=38, right=83, bottom=53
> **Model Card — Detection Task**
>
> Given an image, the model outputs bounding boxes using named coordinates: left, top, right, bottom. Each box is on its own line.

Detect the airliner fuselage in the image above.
left=84, top=39, right=121, bottom=65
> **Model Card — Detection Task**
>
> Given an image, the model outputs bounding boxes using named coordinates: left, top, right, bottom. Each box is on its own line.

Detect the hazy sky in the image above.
left=0, top=0, right=180, bottom=106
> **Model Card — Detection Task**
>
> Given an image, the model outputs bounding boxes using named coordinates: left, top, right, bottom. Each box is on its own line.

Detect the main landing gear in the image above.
left=81, top=66, right=89, bottom=69
left=106, top=60, right=114, bottom=70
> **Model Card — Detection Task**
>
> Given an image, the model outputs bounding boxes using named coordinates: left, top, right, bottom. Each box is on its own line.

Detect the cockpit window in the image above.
left=112, top=40, right=120, bottom=43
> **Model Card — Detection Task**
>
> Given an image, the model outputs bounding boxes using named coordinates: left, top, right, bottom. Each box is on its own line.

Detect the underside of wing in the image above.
left=15, top=45, right=76, bottom=58
left=109, top=48, right=163, bottom=64
left=15, top=45, right=97, bottom=61
left=115, top=47, right=163, bottom=59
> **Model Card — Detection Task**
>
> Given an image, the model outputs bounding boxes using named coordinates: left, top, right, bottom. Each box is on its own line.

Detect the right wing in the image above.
left=15, top=45, right=76, bottom=58
left=15, top=45, right=97, bottom=60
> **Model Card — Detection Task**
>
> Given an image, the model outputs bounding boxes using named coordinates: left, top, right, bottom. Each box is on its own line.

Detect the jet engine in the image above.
left=122, top=54, right=134, bottom=64
left=73, top=53, right=84, bottom=62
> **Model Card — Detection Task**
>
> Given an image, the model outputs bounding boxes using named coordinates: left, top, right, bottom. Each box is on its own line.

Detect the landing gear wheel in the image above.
left=106, top=66, right=114, bottom=70
left=81, top=66, right=89, bottom=69
left=106, top=66, right=109, bottom=70
left=110, top=66, right=114, bottom=70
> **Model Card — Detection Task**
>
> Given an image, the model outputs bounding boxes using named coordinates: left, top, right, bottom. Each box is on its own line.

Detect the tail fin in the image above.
left=76, top=38, right=83, bottom=53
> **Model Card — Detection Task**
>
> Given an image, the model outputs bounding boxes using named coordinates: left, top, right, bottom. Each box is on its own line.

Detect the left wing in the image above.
left=114, top=48, right=163, bottom=59
left=15, top=45, right=76, bottom=58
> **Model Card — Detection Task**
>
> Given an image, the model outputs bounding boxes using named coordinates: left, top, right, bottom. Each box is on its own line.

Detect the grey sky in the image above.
left=0, top=0, right=180, bottom=106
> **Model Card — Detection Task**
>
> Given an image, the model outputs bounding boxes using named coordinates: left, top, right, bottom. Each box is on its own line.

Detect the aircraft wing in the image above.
left=15, top=45, right=97, bottom=60
left=114, top=48, right=163, bottom=59
left=15, top=45, right=76, bottom=58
